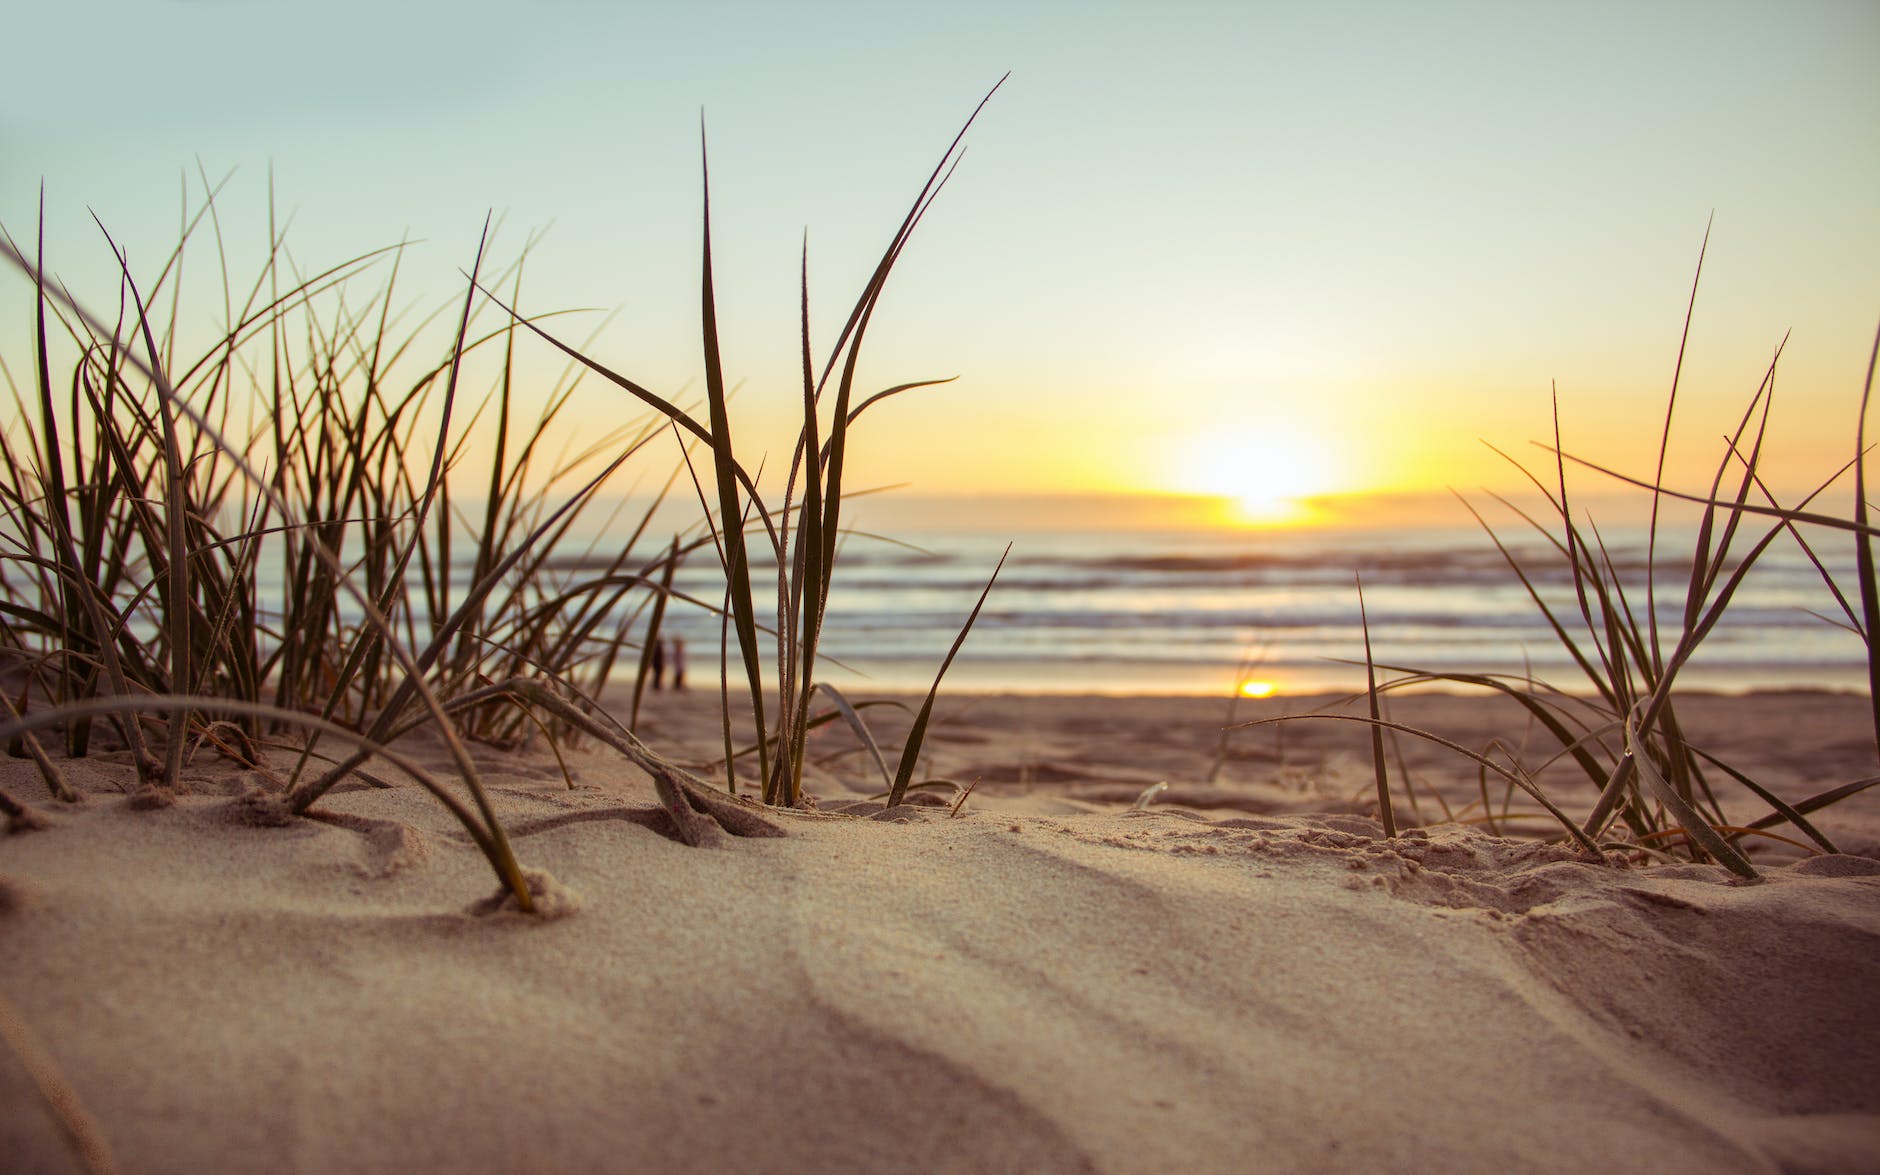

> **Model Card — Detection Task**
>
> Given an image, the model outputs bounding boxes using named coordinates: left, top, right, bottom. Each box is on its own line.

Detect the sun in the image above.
left=1171, top=428, right=1342, bottom=526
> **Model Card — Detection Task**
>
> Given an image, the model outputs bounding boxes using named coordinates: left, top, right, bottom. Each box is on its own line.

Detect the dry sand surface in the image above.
left=2, top=688, right=1878, bottom=1173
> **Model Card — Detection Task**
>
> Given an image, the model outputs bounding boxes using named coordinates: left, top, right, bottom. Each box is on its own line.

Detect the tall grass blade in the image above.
left=28, top=192, right=93, bottom=756
left=1853, top=322, right=1880, bottom=760
left=1356, top=576, right=1396, bottom=837
left=887, top=545, right=1007, bottom=807
left=772, top=237, right=821, bottom=807
left=696, top=125, right=770, bottom=794
left=94, top=222, right=192, bottom=789
left=1645, top=219, right=1711, bottom=674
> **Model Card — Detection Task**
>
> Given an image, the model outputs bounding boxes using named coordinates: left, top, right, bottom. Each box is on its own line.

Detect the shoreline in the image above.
left=799, top=663, right=1880, bottom=700
left=802, top=682, right=1876, bottom=699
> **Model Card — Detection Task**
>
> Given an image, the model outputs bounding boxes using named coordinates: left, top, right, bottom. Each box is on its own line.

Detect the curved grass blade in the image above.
left=1745, top=775, right=1880, bottom=830
left=1624, top=704, right=1757, bottom=879
left=887, top=545, right=1007, bottom=808
left=1242, top=712, right=1603, bottom=857
left=0, top=693, right=533, bottom=894
left=815, top=681, right=894, bottom=793
left=1542, top=448, right=1880, bottom=539
left=1362, top=662, right=1616, bottom=786
left=1686, top=745, right=1836, bottom=854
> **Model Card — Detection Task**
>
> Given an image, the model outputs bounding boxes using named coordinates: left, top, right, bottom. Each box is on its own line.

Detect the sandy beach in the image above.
left=9, top=2, right=1880, bottom=1168
left=3, top=687, right=1876, bottom=1173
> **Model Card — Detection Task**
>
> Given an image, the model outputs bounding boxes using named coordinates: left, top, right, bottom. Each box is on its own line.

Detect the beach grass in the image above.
left=2, top=79, right=1875, bottom=894
left=0, top=86, right=1011, bottom=908
left=0, top=202, right=603, bottom=908
left=1252, top=245, right=1880, bottom=870
left=474, top=78, right=1009, bottom=810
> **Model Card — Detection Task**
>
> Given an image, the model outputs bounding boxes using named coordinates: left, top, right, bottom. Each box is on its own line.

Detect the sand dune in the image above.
left=3, top=690, right=1877, bottom=1173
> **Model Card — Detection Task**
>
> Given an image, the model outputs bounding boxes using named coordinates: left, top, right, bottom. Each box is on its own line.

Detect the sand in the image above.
left=2, top=688, right=1877, bottom=1173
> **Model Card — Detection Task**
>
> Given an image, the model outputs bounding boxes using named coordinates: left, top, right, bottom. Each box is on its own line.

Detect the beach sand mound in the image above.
left=2, top=694, right=1878, bottom=1173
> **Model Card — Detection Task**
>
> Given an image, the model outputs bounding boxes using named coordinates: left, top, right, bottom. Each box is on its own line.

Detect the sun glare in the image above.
left=1237, top=679, right=1278, bottom=699
left=1172, top=428, right=1341, bottom=527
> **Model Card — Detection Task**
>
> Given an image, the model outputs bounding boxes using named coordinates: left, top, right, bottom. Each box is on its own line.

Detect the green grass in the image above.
left=0, top=83, right=1009, bottom=909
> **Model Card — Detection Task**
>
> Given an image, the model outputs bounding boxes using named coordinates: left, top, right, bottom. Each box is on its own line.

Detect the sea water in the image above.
left=584, top=523, right=1871, bottom=697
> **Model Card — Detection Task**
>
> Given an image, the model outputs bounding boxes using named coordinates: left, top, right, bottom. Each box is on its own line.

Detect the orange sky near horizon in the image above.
left=4, top=2, right=1875, bottom=535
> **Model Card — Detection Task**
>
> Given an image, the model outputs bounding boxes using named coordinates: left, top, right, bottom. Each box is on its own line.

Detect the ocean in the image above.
left=623, top=522, right=1872, bottom=697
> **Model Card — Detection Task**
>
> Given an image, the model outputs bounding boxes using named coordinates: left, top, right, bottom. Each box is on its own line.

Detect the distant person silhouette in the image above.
left=650, top=637, right=666, bottom=690
left=672, top=637, right=687, bottom=690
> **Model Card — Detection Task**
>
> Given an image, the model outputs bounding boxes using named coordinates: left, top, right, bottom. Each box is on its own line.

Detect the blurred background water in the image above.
left=508, top=522, right=1870, bottom=697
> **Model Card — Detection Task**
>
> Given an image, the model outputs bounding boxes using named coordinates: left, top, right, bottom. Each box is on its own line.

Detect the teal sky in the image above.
left=5, top=0, right=1877, bottom=527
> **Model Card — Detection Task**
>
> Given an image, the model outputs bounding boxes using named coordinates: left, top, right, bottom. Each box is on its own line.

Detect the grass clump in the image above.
left=0, top=85, right=1008, bottom=909
left=478, top=78, right=1009, bottom=810
left=1252, top=243, right=1879, bottom=873
left=0, top=194, right=627, bottom=909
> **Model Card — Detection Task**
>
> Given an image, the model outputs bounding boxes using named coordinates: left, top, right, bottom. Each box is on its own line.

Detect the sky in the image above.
left=4, top=0, right=1877, bottom=532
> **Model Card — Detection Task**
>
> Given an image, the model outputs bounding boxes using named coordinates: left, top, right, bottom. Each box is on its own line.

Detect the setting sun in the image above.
left=1168, top=428, right=1343, bottom=526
